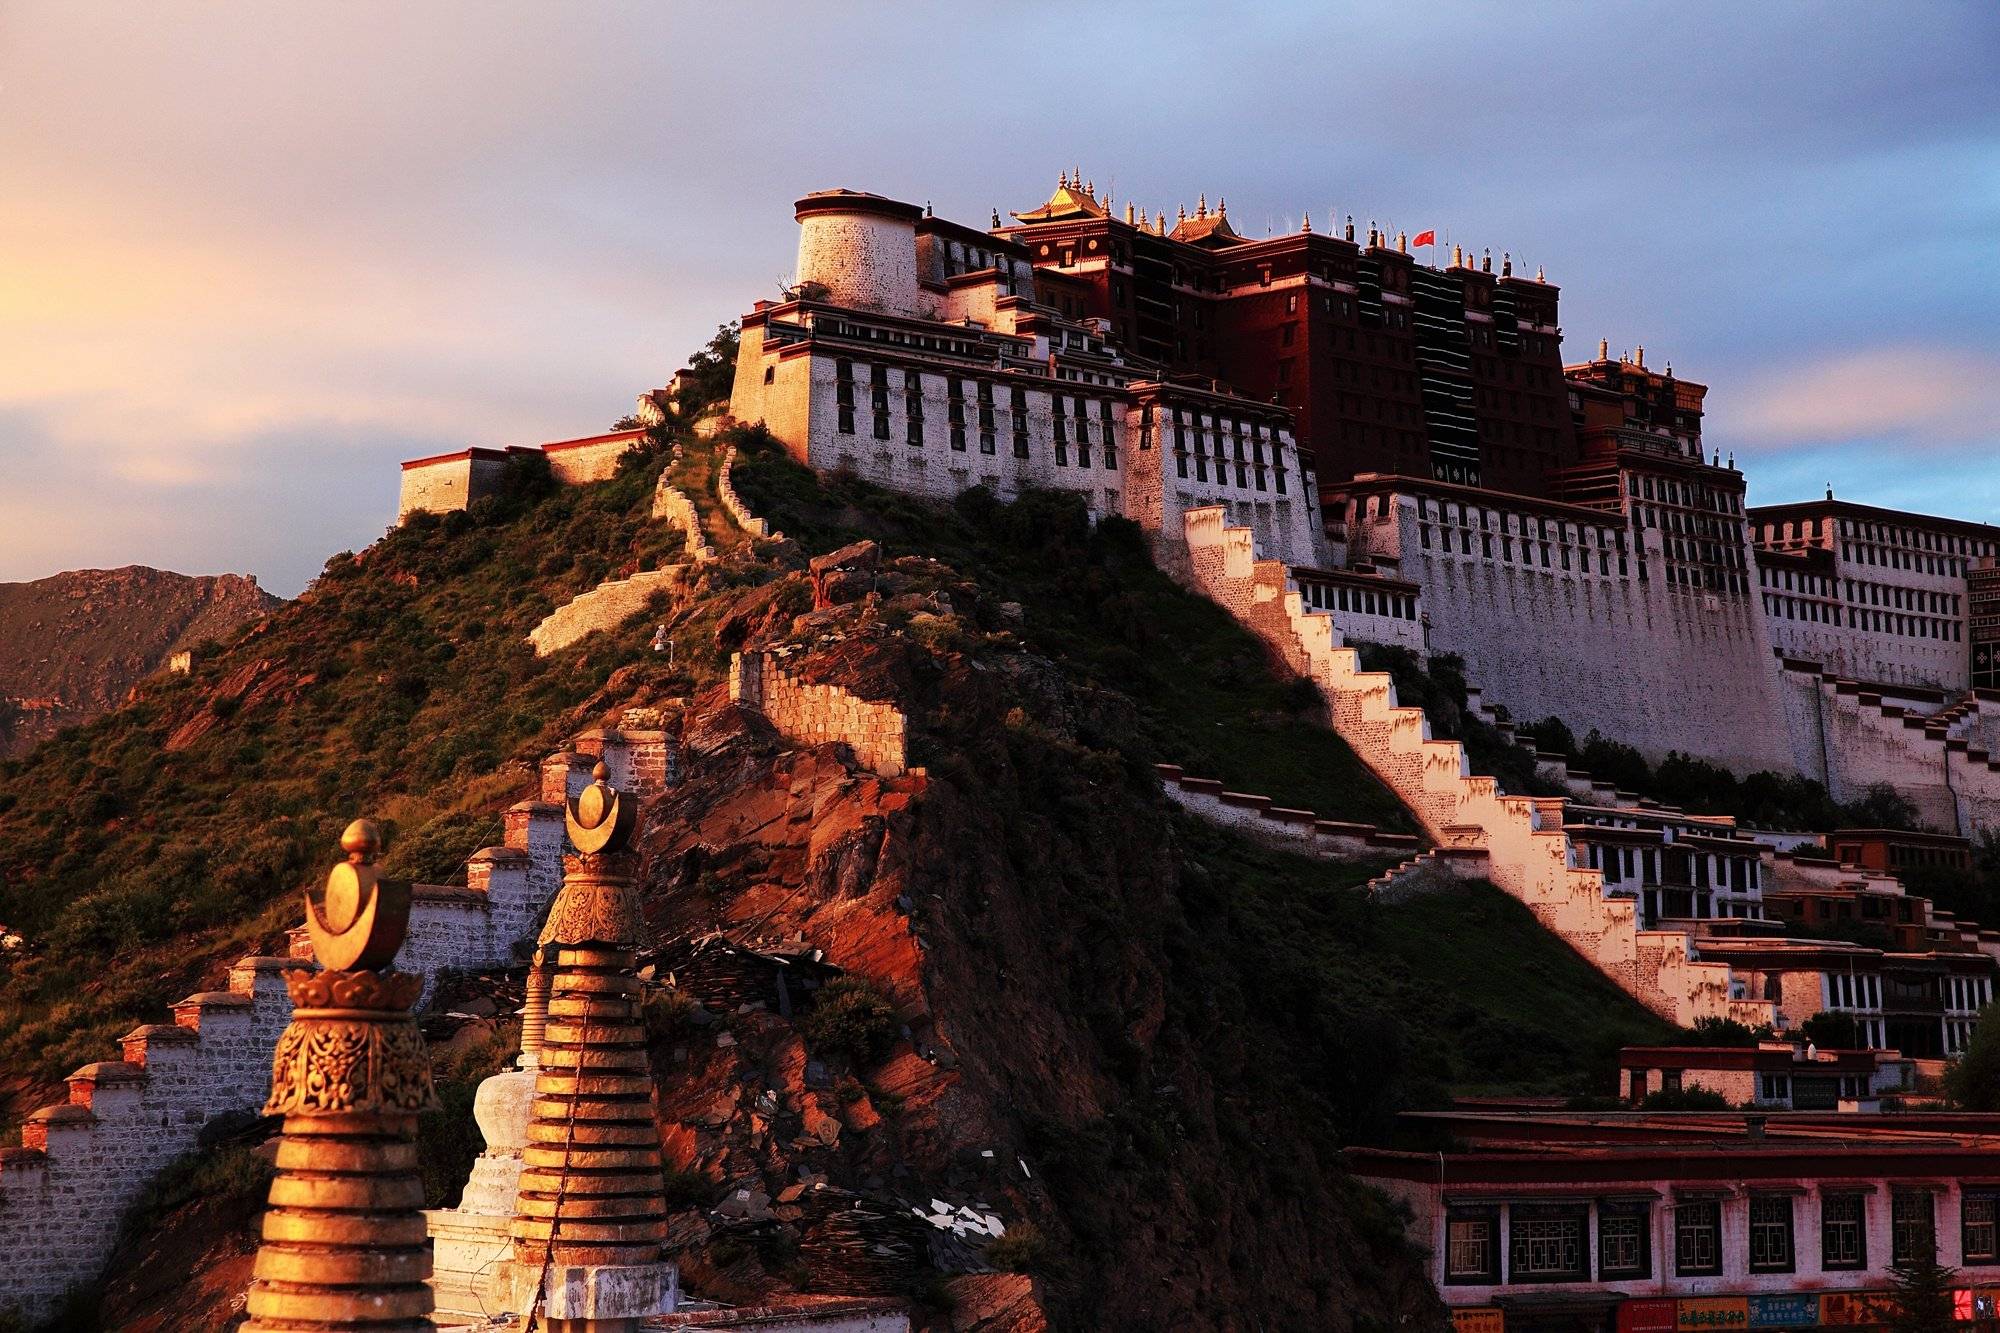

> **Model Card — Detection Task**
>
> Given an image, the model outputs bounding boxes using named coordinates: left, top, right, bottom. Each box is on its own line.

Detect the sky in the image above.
left=1, top=2, right=1996, bottom=596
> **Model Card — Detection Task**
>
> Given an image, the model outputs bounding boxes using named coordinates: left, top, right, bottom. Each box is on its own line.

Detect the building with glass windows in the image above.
left=1351, top=1108, right=2000, bottom=1333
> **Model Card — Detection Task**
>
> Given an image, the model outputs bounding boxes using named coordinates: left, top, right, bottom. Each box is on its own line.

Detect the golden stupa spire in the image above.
left=508, top=762, right=675, bottom=1327
left=240, top=820, right=438, bottom=1332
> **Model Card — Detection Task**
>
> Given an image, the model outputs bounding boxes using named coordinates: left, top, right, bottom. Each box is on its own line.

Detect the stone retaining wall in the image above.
left=1154, top=763, right=1420, bottom=861
left=527, top=568, right=682, bottom=657
left=0, top=728, right=678, bottom=1323
left=1183, top=504, right=1776, bottom=1031
left=730, top=650, right=906, bottom=778
left=718, top=445, right=782, bottom=542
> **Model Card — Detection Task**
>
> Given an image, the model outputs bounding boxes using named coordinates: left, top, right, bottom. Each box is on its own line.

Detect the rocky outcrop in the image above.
left=0, top=566, right=282, bottom=757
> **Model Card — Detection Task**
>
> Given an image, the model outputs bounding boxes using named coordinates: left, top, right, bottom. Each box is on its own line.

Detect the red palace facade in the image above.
left=1001, top=176, right=1573, bottom=497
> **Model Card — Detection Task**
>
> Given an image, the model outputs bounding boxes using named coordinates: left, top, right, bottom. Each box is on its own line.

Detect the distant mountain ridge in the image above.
left=0, top=565, right=282, bottom=757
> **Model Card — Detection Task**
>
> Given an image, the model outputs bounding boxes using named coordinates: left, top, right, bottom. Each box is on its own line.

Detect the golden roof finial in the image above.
left=1452, top=242, right=1464, bottom=267
left=241, top=824, right=437, bottom=1332
left=1178, top=203, right=1187, bottom=223
left=303, top=818, right=409, bottom=971
left=1536, top=263, right=1546, bottom=281
left=1599, top=337, right=1610, bottom=360
left=1085, top=178, right=1095, bottom=197
left=1301, top=210, right=1313, bottom=233
left=1397, top=230, right=1408, bottom=253
left=1197, top=192, right=1207, bottom=218
left=1218, top=196, right=1227, bottom=217
left=510, top=765, right=673, bottom=1322
left=1635, top=344, right=1645, bottom=369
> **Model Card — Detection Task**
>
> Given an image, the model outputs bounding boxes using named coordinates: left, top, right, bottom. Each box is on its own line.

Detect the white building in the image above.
left=727, top=189, right=1328, bottom=570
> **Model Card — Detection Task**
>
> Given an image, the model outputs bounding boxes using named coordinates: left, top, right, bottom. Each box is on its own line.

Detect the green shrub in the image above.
left=985, top=1220, right=1050, bottom=1273
left=1640, top=1086, right=1733, bottom=1111
left=797, top=976, right=900, bottom=1067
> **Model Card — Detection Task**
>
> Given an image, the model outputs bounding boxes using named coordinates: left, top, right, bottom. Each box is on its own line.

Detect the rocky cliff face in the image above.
left=634, top=648, right=1439, bottom=1330
left=0, top=566, right=281, bottom=757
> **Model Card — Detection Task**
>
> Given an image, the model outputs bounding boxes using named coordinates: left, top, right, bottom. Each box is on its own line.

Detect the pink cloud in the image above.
left=1731, top=347, right=2000, bottom=449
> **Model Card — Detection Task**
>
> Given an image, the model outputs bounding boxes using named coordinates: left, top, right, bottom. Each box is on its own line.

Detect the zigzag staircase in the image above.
left=0, top=725, right=676, bottom=1322
left=1184, top=506, right=1776, bottom=1031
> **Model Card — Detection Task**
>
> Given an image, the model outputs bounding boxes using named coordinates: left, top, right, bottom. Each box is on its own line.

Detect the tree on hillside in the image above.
left=676, top=321, right=740, bottom=418
left=1886, top=1252, right=1956, bottom=1333
left=1801, top=1010, right=1863, bottom=1049
left=1945, top=1003, right=2000, bottom=1110
left=1681, top=1016, right=1771, bottom=1047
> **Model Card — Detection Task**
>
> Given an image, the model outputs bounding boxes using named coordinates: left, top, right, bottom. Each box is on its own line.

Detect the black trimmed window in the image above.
left=1010, top=386, right=1029, bottom=460
left=976, top=381, right=995, bottom=455
left=903, top=370, right=923, bottom=446
left=1509, top=1203, right=1588, bottom=1283
left=1599, top=1202, right=1651, bottom=1279
left=1964, top=1192, right=1999, bottom=1266
left=1100, top=400, right=1117, bottom=469
left=947, top=377, right=966, bottom=451
left=1749, top=1194, right=1795, bottom=1273
left=1444, top=1206, right=1499, bottom=1285
left=1822, top=1192, right=1867, bottom=1270
left=1675, top=1198, right=1723, bottom=1276
left=1893, top=1189, right=1936, bottom=1266
left=870, top=364, right=890, bottom=440
left=835, top=358, right=856, bottom=435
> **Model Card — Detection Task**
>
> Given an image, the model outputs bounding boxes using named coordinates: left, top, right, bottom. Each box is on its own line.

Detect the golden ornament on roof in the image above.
left=304, top=819, right=411, bottom=971
left=566, top=761, right=637, bottom=856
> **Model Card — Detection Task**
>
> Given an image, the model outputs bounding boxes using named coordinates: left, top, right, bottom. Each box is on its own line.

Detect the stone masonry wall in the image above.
left=527, top=568, right=683, bottom=658
left=1182, top=505, right=1776, bottom=1032
left=730, top=650, right=907, bottom=778
left=718, top=445, right=782, bottom=541
left=1153, top=762, right=1419, bottom=861
left=0, top=729, right=674, bottom=1323
left=654, top=475, right=719, bottom=563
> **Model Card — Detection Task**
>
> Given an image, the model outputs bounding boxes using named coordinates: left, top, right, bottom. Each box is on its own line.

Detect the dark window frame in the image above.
left=1748, top=1194, right=1796, bottom=1274
left=1443, top=1205, right=1500, bottom=1286
left=1508, top=1202, right=1590, bottom=1284
left=1675, top=1198, right=1724, bottom=1277
left=1893, top=1189, right=1936, bottom=1266
left=1963, top=1192, right=1999, bottom=1266
left=1599, top=1202, right=1652, bottom=1280
left=1822, top=1192, right=1868, bottom=1271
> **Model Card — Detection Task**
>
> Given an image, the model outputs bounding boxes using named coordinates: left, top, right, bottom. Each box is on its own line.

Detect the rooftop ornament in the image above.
left=240, top=819, right=439, bottom=1332
left=508, top=762, right=677, bottom=1329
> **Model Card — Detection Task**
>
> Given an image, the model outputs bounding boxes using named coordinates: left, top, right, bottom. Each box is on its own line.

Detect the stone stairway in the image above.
left=1153, top=762, right=1422, bottom=860
left=1184, top=505, right=1776, bottom=1030
left=0, top=725, right=677, bottom=1323
left=1778, top=659, right=2000, bottom=836
left=1363, top=847, right=1493, bottom=902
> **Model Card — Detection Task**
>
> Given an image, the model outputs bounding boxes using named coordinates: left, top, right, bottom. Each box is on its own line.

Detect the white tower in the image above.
left=794, top=189, right=924, bottom=317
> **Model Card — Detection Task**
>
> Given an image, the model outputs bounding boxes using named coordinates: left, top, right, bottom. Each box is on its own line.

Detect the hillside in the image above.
left=0, top=566, right=282, bottom=759
left=4, top=427, right=1671, bottom=1330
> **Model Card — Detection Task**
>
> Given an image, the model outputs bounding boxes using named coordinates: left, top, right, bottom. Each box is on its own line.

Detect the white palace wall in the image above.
left=1349, top=490, right=1794, bottom=775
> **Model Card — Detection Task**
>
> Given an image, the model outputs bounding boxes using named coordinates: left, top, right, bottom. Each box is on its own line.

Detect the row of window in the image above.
left=832, top=361, right=1120, bottom=470
left=1577, top=842, right=1762, bottom=894
left=1297, top=578, right=1420, bottom=622
left=1446, top=1189, right=1973, bottom=1286
left=1629, top=472, right=1744, bottom=516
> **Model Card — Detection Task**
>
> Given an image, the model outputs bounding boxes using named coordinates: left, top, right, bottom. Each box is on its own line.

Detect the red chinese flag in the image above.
left=1411, top=229, right=1436, bottom=247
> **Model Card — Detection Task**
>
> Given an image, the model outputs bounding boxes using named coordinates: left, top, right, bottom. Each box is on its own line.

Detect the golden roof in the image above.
left=1013, top=172, right=1110, bottom=224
